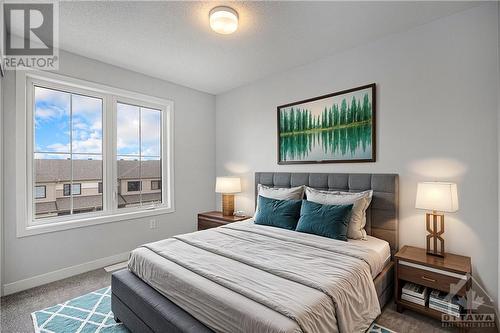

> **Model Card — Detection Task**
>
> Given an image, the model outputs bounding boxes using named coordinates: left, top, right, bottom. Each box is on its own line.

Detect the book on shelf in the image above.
left=401, top=293, right=426, bottom=306
left=428, top=289, right=462, bottom=316
left=429, top=302, right=461, bottom=317
left=429, top=290, right=461, bottom=309
left=402, top=282, right=429, bottom=299
left=429, top=298, right=460, bottom=311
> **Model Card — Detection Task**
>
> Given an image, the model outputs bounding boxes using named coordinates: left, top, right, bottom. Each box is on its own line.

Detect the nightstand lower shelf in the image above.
left=396, top=298, right=460, bottom=321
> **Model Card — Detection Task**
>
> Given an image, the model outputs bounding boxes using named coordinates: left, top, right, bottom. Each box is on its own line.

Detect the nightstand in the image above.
left=395, top=245, right=471, bottom=320
left=197, top=211, right=250, bottom=231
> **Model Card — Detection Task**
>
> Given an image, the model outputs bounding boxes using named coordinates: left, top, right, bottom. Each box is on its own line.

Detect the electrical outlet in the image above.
left=149, top=219, right=158, bottom=229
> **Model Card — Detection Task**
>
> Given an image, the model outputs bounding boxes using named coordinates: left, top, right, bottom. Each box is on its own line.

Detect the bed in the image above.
left=111, top=172, right=398, bottom=333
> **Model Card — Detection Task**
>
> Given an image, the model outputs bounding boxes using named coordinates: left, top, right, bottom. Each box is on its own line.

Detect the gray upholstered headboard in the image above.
left=255, top=172, right=399, bottom=255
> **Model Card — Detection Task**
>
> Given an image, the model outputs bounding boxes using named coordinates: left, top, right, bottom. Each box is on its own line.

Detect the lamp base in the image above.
left=426, top=211, right=445, bottom=257
left=222, top=194, right=234, bottom=216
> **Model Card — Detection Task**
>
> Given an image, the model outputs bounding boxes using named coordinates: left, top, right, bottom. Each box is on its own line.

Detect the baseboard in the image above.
left=2, top=251, right=129, bottom=296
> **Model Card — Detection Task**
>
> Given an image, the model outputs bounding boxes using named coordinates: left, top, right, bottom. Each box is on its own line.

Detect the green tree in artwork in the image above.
left=350, top=96, right=357, bottom=123
left=280, top=93, right=373, bottom=136
left=362, top=94, right=371, bottom=121
left=333, top=104, right=339, bottom=127
left=357, top=100, right=362, bottom=122
left=282, top=111, right=286, bottom=132
left=295, top=109, right=302, bottom=132
left=302, top=110, right=306, bottom=130
left=340, top=98, right=347, bottom=125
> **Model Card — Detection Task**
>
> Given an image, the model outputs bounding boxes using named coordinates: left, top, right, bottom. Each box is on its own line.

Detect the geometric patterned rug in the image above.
left=367, top=322, right=398, bottom=333
left=31, top=285, right=395, bottom=333
left=31, top=287, right=129, bottom=333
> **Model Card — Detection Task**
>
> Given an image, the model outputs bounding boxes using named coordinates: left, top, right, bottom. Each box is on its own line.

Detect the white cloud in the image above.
left=34, top=152, right=69, bottom=160
left=141, top=108, right=161, bottom=156
left=117, top=103, right=140, bottom=153
left=47, top=143, right=70, bottom=152
left=36, top=98, right=160, bottom=157
left=72, top=94, right=102, bottom=123
left=35, top=86, right=70, bottom=107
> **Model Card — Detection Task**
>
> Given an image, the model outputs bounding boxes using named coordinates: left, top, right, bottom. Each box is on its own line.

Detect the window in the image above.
left=117, top=102, right=162, bottom=208
left=127, top=181, right=141, bottom=192
left=34, top=85, right=102, bottom=217
left=35, top=185, right=46, bottom=199
left=63, top=183, right=81, bottom=196
left=17, top=71, right=174, bottom=236
left=73, top=183, right=81, bottom=195
left=151, top=180, right=161, bottom=190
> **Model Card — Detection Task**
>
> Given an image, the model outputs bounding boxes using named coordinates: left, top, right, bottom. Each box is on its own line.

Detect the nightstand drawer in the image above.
left=398, top=261, right=468, bottom=296
left=198, top=218, right=225, bottom=230
left=197, top=212, right=250, bottom=231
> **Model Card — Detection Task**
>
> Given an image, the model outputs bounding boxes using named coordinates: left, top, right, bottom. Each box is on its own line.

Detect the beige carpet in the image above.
left=1, top=269, right=496, bottom=332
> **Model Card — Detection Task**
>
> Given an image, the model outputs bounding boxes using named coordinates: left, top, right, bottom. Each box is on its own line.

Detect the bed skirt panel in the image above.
left=111, top=269, right=214, bottom=333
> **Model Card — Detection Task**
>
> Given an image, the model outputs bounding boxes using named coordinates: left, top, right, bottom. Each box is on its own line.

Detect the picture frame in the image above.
left=277, top=83, right=376, bottom=164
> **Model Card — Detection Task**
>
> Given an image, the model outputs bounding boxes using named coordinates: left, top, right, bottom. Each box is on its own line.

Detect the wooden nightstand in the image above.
left=395, top=245, right=471, bottom=320
left=197, top=211, right=250, bottom=231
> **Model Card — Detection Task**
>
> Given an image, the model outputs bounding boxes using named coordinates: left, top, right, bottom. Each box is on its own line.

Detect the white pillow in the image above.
left=258, top=184, right=305, bottom=200
left=254, top=184, right=305, bottom=216
left=304, top=187, right=373, bottom=240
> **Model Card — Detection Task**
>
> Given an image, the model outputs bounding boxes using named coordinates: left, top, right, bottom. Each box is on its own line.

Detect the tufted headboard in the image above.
left=255, top=172, right=399, bottom=255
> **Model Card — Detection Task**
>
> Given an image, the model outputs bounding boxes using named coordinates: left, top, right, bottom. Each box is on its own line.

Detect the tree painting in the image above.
left=278, top=85, right=375, bottom=163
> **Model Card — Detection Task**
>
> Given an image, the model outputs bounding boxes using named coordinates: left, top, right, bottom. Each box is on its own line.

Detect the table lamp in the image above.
left=415, top=182, right=459, bottom=257
left=216, top=177, right=241, bottom=216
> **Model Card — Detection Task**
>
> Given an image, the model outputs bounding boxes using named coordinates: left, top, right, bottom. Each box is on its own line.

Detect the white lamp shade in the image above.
left=415, top=182, right=459, bottom=212
left=215, top=177, right=241, bottom=194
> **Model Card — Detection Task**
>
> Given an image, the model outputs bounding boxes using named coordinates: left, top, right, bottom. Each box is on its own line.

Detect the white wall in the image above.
left=2, top=50, right=216, bottom=289
left=216, top=4, right=499, bottom=305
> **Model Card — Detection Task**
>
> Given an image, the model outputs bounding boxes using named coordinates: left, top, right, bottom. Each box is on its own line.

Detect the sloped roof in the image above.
left=35, top=159, right=160, bottom=182
left=35, top=202, right=57, bottom=214
left=56, top=195, right=103, bottom=211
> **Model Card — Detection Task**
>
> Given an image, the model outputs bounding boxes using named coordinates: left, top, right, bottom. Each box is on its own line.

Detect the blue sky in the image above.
left=34, top=86, right=161, bottom=160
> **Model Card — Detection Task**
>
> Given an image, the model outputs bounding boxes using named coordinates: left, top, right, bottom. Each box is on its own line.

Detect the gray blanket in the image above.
left=128, top=220, right=381, bottom=333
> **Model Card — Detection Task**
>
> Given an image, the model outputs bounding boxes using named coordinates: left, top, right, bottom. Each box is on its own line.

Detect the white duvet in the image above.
left=128, top=220, right=381, bottom=333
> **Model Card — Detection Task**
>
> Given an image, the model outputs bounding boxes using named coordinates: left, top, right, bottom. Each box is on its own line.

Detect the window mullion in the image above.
left=139, top=107, right=142, bottom=206
left=69, top=93, right=74, bottom=215
left=104, top=95, right=115, bottom=213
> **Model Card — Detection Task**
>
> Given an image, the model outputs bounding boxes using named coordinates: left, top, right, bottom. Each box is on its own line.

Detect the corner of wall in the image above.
left=497, top=0, right=500, bottom=316
left=0, top=68, right=3, bottom=296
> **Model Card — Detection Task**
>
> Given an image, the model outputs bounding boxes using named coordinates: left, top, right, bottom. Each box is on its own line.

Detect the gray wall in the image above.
left=498, top=1, right=500, bottom=313
left=2, top=51, right=216, bottom=285
left=0, top=69, right=3, bottom=293
left=216, top=4, right=499, bottom=306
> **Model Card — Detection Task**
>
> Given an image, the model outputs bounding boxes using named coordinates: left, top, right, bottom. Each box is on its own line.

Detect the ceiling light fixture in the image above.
left=209, top=6, right=238, bottom=35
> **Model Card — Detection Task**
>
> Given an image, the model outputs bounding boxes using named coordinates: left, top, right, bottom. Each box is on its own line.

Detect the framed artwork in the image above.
left=277, top=83, right=376, bottom=164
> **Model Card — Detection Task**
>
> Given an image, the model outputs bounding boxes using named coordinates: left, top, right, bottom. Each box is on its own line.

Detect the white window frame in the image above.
left=16, top=69, right=175, bottom=237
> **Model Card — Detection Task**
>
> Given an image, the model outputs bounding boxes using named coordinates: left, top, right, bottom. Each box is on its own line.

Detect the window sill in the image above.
left=17, top=207, right=175, bottom=238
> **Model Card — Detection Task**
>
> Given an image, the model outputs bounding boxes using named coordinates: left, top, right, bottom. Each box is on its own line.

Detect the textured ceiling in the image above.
left=59, top=1, right=479, bottom=94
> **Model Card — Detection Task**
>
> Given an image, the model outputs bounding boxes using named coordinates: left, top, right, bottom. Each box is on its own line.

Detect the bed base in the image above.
left=111, top=269, right=213, bottom=333
left=112, top=263, right=394, bottom=333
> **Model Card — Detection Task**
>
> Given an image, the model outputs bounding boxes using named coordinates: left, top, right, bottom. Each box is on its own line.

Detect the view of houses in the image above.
left=34, top=159, right=162, bottom=219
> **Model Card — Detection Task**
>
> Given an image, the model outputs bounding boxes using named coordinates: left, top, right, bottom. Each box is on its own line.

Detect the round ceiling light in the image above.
left=209, top=6, right=238, bottom=34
